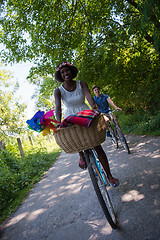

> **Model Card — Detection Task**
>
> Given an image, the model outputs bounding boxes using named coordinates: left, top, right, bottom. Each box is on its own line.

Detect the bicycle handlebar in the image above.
left=103, top=108, right=120, bottom=115
left=110, top=109, right=121, bottom=113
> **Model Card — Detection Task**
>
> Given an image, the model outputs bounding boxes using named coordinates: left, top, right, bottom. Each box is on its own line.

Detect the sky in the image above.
left=2, top=61, right=36, bottom=119
left=0, top=40, right=38, bottom=119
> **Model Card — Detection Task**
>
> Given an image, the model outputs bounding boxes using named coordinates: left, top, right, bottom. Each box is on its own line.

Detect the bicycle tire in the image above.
left=108, top=123, right=118, bottom=148
left=116, top=125, right=130, bottom=154
left=84, top=150, right=117, bottom=229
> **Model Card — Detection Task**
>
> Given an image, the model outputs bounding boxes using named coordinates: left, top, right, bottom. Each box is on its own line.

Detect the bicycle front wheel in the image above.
left=116, top=126, right=130, bottom=154
left=108, top=123, right=118, bottom=148
left=84, top=150, right=117, bottom=229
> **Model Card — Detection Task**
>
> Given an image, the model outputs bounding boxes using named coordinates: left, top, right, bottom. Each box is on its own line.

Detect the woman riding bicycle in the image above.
left=54, top=62, right=119, bottom=187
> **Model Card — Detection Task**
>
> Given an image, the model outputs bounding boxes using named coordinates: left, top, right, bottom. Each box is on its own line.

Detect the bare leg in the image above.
left=103, top=115, right=109, bottom=129
left=79, top=151, right=87, bottom=169
left=94, top=145, right=111, bottom=176
left=94, top=145, right=119, bottom=186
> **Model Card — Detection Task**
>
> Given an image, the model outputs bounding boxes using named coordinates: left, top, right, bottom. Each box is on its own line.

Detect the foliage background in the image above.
left=0, top=0, right=159, bottom=134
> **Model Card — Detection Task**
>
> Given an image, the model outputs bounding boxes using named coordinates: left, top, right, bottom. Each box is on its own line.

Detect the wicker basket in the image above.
left=54, top=114, right=107, bottom=153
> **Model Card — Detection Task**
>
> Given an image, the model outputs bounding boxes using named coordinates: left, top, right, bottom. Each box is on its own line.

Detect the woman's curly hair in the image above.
left=55, top=61, right=78, bottom=82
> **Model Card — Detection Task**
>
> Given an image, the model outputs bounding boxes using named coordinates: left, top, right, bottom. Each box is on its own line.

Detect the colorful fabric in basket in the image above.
left=26, top=109, right=100, bottom=135
left=61, top=109, right=100, bottom=128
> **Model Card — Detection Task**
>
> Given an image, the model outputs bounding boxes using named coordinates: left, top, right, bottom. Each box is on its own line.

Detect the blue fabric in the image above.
left=94, top=94, right=110, bottom=113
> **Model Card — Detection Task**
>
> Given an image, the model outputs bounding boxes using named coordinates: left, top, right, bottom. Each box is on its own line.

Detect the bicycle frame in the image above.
left=105, top=110, right=118, bottom=125
left=104, top=110, right=130, bottom=154
left=88, top=148, right=108, bottom=185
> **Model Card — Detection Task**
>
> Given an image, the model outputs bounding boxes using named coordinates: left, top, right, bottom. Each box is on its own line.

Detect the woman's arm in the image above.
left=54, top=88, right=62, bottom=123
left=80, top=81, right=98, bottom=110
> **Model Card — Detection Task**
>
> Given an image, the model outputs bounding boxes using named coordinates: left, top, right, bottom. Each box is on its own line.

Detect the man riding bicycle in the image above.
left=92, top=85, right=122, bottom=136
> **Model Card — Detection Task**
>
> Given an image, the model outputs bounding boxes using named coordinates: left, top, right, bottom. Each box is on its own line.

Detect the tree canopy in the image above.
left=0, top=0, right=160, bottom=113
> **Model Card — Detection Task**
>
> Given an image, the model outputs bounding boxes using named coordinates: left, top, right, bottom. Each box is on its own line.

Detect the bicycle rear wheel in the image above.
left=84, top=150, right=117, bottom=229
left=116, top=126, right=130, bottom=154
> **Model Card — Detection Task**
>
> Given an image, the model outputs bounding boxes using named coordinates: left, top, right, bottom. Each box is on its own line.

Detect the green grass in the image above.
left=0, top=136, right=62, bottom=226
left=117, top=110, right=160, bottom=136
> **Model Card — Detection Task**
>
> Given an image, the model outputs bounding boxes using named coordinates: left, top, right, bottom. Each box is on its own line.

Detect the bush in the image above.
left=0, top=158, right=17, bottom=211
left=119, top=109, right=160, bottom=135
left=0, top=136, right=61, bottom=224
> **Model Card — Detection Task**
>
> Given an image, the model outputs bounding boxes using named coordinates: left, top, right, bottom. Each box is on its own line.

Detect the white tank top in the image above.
left=59, top=81, right=90, bottom=118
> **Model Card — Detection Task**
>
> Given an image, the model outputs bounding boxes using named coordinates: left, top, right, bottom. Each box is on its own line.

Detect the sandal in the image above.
left=79, top=158, right=87, bottom=170
left=108, top=177, right=119, bottom=187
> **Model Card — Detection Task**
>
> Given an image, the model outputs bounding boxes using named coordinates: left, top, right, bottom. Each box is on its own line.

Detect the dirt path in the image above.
left=0, top=134, right=160, bottom=240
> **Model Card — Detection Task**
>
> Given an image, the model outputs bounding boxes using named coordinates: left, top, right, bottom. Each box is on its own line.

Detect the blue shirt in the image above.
left=94, top=94, right=110, bottom=113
